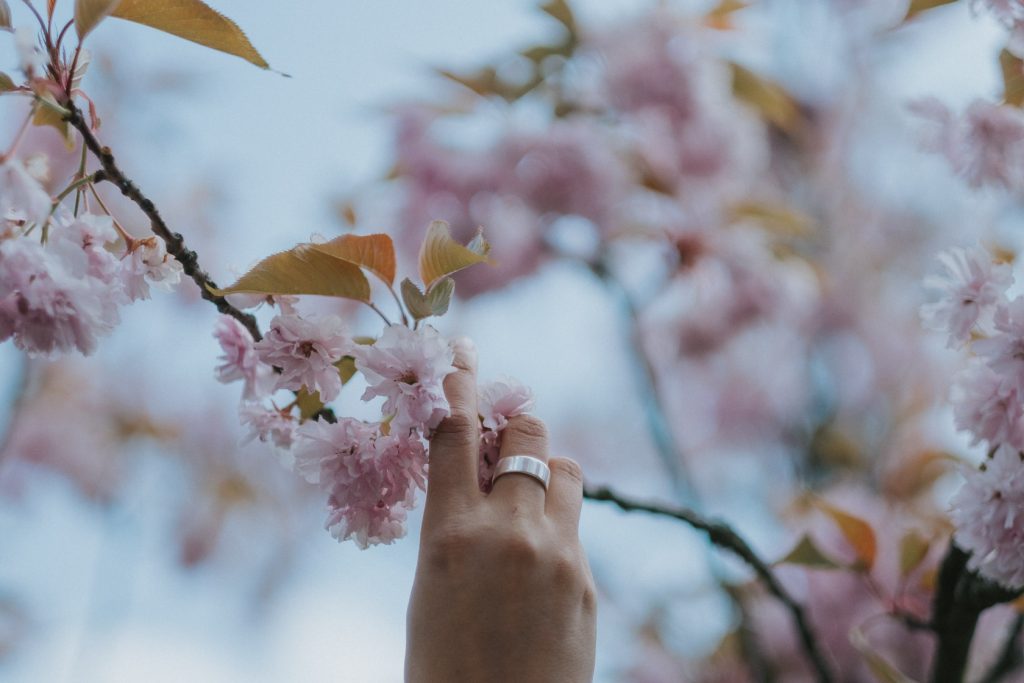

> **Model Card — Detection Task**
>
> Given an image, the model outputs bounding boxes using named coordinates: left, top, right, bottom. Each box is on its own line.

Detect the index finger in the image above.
left=424, top=337, right=482, bottom=521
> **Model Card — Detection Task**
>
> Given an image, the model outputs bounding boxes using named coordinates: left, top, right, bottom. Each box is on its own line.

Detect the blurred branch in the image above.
left=980, top=615, right=1024, bottom=683
left=930, top=543, right=1024, bottom=683
left=62, top=102, right=263, bottom=342
left=583, top=484, right=835, bottom=683
left=586, top=257, right=696, bottom=503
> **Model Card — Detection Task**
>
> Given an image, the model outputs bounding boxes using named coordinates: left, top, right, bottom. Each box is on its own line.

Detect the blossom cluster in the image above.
left=0, top=159, right=182, bottom=357
left=214, top=308, right=534, bottom=547
left=922, top=244, right=1024, bottom=587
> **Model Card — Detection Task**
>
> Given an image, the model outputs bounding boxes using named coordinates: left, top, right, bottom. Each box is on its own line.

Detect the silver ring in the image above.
left=491, top=455, right=550, bottom=491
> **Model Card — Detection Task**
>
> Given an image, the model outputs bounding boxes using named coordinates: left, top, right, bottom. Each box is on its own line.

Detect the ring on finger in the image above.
left=491, top=455, right=550, bottom=491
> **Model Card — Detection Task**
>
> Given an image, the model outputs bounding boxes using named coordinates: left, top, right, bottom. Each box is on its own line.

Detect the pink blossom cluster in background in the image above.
left=923, top=244, right=1024, bottom=588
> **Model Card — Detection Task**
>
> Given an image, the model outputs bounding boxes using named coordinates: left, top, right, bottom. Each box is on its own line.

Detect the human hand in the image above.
left=405, top=338, right=597, bottom=683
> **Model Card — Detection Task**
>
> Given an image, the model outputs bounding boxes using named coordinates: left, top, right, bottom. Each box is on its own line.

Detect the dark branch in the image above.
left=930, top=542, right=1024, bottom=683
left=62, top=103, right=263, bottom=342
left=583, top=484, right=834, bottom=683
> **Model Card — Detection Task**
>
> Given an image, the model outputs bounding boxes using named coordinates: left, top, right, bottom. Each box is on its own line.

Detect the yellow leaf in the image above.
left=210, top=243, right=371, bottom=301
left=730, top=200, right=814, bottom=236
left=31, top=94, right=74, bottom=149
left=540, top=0, right=576, bottom=38
left=0, top=1, right=11, bottom=30
left=74, top=0, right=121, bottom=39
left=334, top=356, right=357, bottom=385
left=295, top=389, right=325, bottom=421
left=818, top=501, right=878, bottom=571
left=729, top=62, right=801, bottom=134
left=0, top=72, right=15, bottom=93
left=898, top=531, right=930, bottom=578
left=1002, top=49, right=1024, bottom=108
left=418, top=221, right=490, bottom=290
left=111, top=0, right=270, bottom=69
left=776, top=535, right=842, bottom=570
left=904, top=0, right=957, bottom=22
left=310, top=233, right=396, bottom=286
left=705, top=0, right=748, bottom=29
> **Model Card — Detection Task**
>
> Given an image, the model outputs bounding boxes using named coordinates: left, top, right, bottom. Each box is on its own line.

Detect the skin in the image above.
left=405, top=337, right=597, bottom=683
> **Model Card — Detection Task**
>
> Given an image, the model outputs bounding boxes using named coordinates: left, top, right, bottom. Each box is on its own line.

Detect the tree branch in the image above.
left=62, top=102, right=263, bottom=342
left=583, top=484, right=835, bottom=683
left=930, top=542, right=1024, bottom=683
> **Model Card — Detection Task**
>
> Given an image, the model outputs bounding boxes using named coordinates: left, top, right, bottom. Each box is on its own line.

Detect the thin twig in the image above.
left=62, top=102, right=263, bottom=342
left=583, top=484, right=835, bottom=683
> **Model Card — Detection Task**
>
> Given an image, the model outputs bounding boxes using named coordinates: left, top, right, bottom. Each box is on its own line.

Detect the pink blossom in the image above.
left=920, top=245, right=1012, bottom=348
left=254, top=313, right=350, bottom=401
left=476, top=376, right=535, bottom=491
left=354, top=324, right=455, bottom=435
left=239, top=403, right=296, bottom=449
left=120, top=237, right=183, bottom=301
left=213, top=316, right=273, bottom=400
left=953, top=362, right=1024, bottom=450
left=0, top=160, right=51, bottom=227
left=950, top=445, right=1024, bottom=588
left=0, top=236, right=118, bottom=356
left=914, top=99, right=1024, bottom=190
left=292, top=419, right=427, bottom=548
left=479, top=376, right=535, bottom=431
left=974, top=297, right=1024, bottom=396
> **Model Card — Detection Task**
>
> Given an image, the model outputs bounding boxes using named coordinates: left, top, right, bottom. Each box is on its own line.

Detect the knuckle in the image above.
left=551, top=457, right=584, bottom=486
left=431, top=413, right=478, bottom=446
left=581, top=579, right=598, bottom=613
left=424, top=525, right=474, bottom=571
left=550, top=550, right=584, bottom=589
left=507, top=414, right=548, bottom=441
left=496, top=532, right=541, bottom=567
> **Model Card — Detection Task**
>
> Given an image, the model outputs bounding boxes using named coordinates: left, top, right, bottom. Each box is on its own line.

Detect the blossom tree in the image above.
left=1, top=0, right=1024, bottom=681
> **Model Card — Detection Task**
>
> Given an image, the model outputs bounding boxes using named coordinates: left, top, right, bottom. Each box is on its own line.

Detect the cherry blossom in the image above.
left=239, top=402, right=296, bottom=449
left=920, top=245, right=1013, bottom=348
left=292, top=419, right=427, bottom=548
left=952, top=361, right=1024, bottom=450
left=477, top=376, right=535, bottom=491
left=0, top=160, right=51, bottom=227
left=254, top=313, right=350, bottom=401
left=214, top=316, right=273, bottom=401
left=354, top=324, right=455, bottom=435
left=950, top=445, right=1024, bottom=588
left=120, top=237, right=184, bottom=301
left=973, top=297, right=1024, bottom=396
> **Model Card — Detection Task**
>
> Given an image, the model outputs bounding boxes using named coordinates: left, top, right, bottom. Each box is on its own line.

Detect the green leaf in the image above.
left=426, top=277, right=455, bottom=316
left=210, top=243, right=371, bottom=301
left=0, top=72, right=16, bottom=93
left=310, top=233, right=396, bottom=285
left=400, top=278, right=432, bottom=320
left=418, top=221, right=491, bottom=290
left=729, top=62, right=801, bottom=134
left=32, top=93, right=74, bottom=149
left=904, top=0, right=957, bottom=22
left=295, top=388, right=324, bottom=421
left=899, top=531, right=930, bottom=578
left=817, top=501, right=878, bottom=571
left=0, top=1, right=12, bottom=30
left=401, top=277, right=455, bottom=320
left=776, top=535, right=842, bottom=570
left=334, top=356, right=357, bottom=385
left=111, top=0, right=270, bottom=69
left=1002, top=49, right=1024, bottom=107
left=75, top=0, right=122, bottom=39
left=849, top=625, right=919, bottom=683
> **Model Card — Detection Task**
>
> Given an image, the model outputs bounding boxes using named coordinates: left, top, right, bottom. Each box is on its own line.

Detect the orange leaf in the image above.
left=74, top=0, right=121, bottom=39
left=818, top=501, right=878, bottom=571
left=310, top=233, right=396, bottom=286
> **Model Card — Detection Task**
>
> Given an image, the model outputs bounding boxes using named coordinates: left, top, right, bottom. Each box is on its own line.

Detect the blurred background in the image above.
left=1, top=0, right=1021, bottom=681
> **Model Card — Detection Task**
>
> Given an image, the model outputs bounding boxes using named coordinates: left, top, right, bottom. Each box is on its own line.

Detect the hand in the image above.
left=405, top=338, right=597, bottom=683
